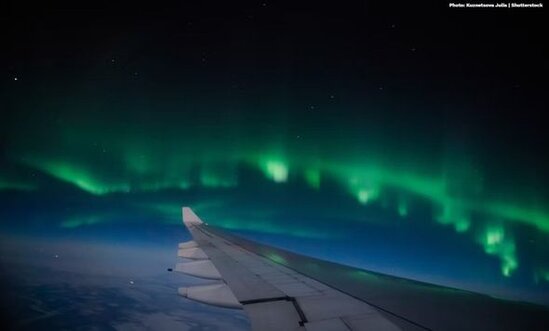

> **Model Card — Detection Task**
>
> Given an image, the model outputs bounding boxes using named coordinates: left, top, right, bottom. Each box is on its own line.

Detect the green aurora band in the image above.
left=2, top=92, right=547, bottom=281
left=17, top=152, right=548, bottom=233
left=4, top=147, right=548, bottom=278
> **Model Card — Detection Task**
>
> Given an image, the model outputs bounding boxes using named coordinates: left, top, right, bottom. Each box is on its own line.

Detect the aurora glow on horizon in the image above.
left=2, top=1, right=548, bottom=314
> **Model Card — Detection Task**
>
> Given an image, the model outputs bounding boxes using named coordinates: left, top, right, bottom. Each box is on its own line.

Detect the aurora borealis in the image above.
left=1, top=1, right=548, bottom=324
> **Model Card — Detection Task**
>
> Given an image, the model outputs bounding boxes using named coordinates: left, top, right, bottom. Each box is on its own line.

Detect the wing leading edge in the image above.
left=175, top=207, right=549, bottom=331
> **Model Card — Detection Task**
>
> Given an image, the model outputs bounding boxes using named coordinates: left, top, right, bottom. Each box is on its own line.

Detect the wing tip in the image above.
left=182, top=206, right=204, bottom=226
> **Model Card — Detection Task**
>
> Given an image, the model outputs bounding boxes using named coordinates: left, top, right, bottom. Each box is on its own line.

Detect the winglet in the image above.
left=182, top=207, right=204, bottom=227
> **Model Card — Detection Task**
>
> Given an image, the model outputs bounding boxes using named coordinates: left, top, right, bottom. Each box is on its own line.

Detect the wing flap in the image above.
left=177, top=247, right=208, bottom=259
left=178, top=283, right=242, bottom=309
left=178, top=240, right=198, bottom=249
left=175, top=260, right=222, bottom=279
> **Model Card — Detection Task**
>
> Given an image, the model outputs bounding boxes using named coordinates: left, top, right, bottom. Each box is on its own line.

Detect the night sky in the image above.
left=1, top=1, right=548, bottom=327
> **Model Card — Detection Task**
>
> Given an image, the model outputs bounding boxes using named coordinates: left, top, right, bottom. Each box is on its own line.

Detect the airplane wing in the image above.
left=175, top=207, right=548, bottom=331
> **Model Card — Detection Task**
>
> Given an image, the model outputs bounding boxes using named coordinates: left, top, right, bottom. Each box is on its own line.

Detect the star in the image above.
left=14, top=77, right=18, bottom=81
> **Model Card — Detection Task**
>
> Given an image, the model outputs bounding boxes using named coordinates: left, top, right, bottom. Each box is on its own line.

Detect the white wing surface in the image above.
left=175, top=207, right=549, bottom=331
left=177, top=207, right=404, bottom=331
